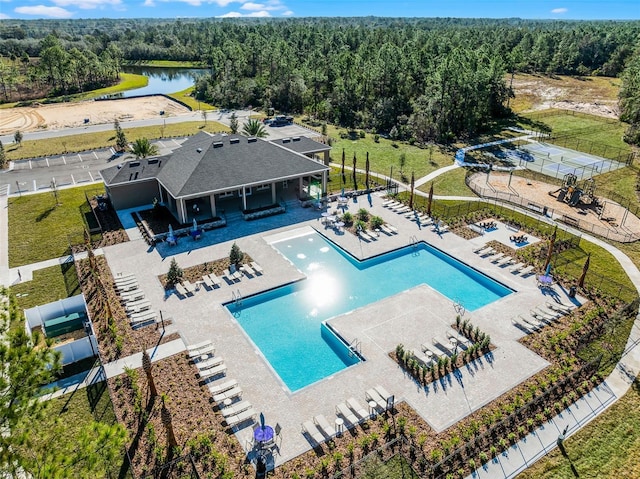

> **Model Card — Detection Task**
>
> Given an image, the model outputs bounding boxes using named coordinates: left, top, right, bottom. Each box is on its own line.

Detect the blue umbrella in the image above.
left=168, top=224, right=174, bottom=238
left=192, top=218, right=198, bottom=232
left=545, top=263, right=551, bottom=276
left=259, top=412, right=265, bottom=430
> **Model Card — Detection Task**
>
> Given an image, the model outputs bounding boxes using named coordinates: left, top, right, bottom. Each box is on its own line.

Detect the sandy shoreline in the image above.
left=0, top=96, right=190, bottom=135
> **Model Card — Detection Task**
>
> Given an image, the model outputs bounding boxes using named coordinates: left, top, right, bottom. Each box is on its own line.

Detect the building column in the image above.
left=324, top=150, right=330, bottom=165
left=322, top=170, right=328, bottom=195
left=242, top=186, right=247, bottom=211
left=209, top=193, right=217, bottom=217
left=158, top=184, right=164, bottom=204
left=271, top=183, right=276, bottom=204
left=178, top=198, right=187, bottom=224
left=298, top=177, right=303, bottom=198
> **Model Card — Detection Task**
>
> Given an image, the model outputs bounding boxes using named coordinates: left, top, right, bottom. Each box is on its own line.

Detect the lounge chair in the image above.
left=511, top=317, right=534, bottom=332
left=365, top=388, right=387, bottom=410
left=313, top=414, right=336, bottom=438
left=489, top=252, right=505, bottom=263
left=183, top=280, right=197, bottom=293
left=519, top=265, right=535, bottom=276
left=537, top=306, right=561, bottom=318
left=473, top=245, right=491, bottom=254
left=404, top=210, right=418, bottom=219
left=510, top=262, right=525, bottom=273
left=202, top=275, right=215, bottom=289
left=386, top=224, right=398, bottom=233
left=374, top=385, right=394, bottom=409
left=207, top=273, right=222, bottom=287
left=433, top=336, right=457, bottom=355
left=479, top=247, right=496, bottom=257
left=116, top=281, right=139, bottom=292
left=125, top=299, right=152, bottom=314
left=197, top=356, right=225, bottom=371
left=213, top=385, right=242, bottom=403
left=335, top=402, right=359, bottom=427
left=422, top=342, right=447, bottom=360
left=302, top=420, right=325, bottom=444
left=239, top=264, right=255, bottom=277
left=395, top=206, right=410, bottom=214
left=120, top=289, right=145, bottom=303
left=546, top=301, right=572, bottom=314
left=358, top=230, right=374, bottom=241
left=496, top=256, right=514, bottom=266
left=366, top=229, right=379, bottom=239
left=519, top=314, right=543, bottom=330
left=447, top=329, right=471, bottom=347
left=532, top=308, right=558, bottom=322
left=187, top=340, right=213, bottom=354
left=175, top=283, right=189, bottom=297
left=208, top=378, right=238, bottom=396
left=114, top=276, right=136, bottom=288
left=128, top=310, right=157, bottom=326
left=226, top=407, right=256, bottom=428
left=346, top=397, right=369, bottom=421
left=250, top=262, right=264, bottom=274
left=419, top=217, right=433, bottom=227
left=379, top=224, right=394, bottom=235
left=198, top=363, right=227, bottom=380
left=411, top=349, right=433, bottom=367
left=190, top=344, right=215, bottom=360
left=381, top=199, right=396, bottom=207
left=223, top=269, right=241, bottom=283
left=221, top=400, right=252, bottom=418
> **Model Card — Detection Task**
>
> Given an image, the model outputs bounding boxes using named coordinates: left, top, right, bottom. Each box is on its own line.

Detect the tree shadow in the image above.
left=36, top=206, right=56, bottom=222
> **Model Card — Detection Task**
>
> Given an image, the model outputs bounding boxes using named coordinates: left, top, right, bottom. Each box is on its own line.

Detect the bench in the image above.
left=527, top=202, right=545, bottom=214
left=561, top=215, right=580, bottom=227
left=469, top=224, right=485, bottom=235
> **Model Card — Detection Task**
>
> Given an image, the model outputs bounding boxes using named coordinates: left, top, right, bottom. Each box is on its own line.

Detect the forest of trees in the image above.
left=0, top=18, right=639, bottom=142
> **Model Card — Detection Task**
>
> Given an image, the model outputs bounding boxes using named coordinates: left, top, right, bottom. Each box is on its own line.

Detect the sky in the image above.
left=1, top=0, right=639, bottom=21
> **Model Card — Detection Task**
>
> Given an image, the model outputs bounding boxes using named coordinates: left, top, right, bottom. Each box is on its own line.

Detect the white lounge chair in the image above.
left=411, top=349, right=433, bottom=367
left=366, top=230, right=379, bottom=240
left=358, top=230, right=374, bottom=241
left=546, top=301, right=573, bottom=314
left=302, top=420, right=325, bottom=444
left=226, top=407, right=256, bottom=428
left=510, top=262, right=525, bottom=273
left=374, top=385, right=394, bottom=409
left=365, top=388, right=387, bottom=410
left=208, top=378, right=237, bottom=396
left=335, top=402, right=359, bottom=427
left=223, top=269, right=240, bottom=283
left=489, top=252, right=505, bottom=263
left=379, top=224, right=394, bottom=235
left=479, top=247, right=496, bottom=257
left=386, top=224, right=398, bottom=233
left=240, top=264, right=256, bottom=277
left=197, top=356, right=225, bottom=371
left=198, top=363, right=227, bottom=380
left=346, top=397, right=368, bottom=421
left=213, top=385, right=242, bottom=403
left=496, top=256, right=514, bottom=267
left=120, top=289, right=145, bottom=303
left=202, top=275, right=215, bottom=289
left=433, top=336, right=456, bottom=355
left=511, top=317, right=534, bottom=332
left=422, top=342, right=447, bottom=359
left=189, top=343, right=215, bottom=359
left=473, top=245, right=491, bottom=254
left=207, top=273, right=222, bottom=287
left=116, top=281, right=139, bottom=292
left=250, top=262, right=264, bottom=274
left=221, top=400, right=252, bottom=418
left=519, top=265, right=535, bottom=276
left=175, top=283, right=189, bottom=297
left=187, top=340, right=213, bottom=353
left=532, top=308, right=557, bottom=322
left=520, top=314, right=543, bottom=330
left=313, top=414, right=336, bottom=437
left=114, top=274, right=136, bottom=286
left=128, top=309, right=157, bottom=323
left=183, top=280, right=198, bottom=293
left=447, top=329, right=471, bottom=347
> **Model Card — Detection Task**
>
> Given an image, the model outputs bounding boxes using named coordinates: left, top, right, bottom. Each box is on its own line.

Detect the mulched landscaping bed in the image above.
left=158, top=255, right=254, bottom=290
left=71, top=197, right=129, bottom=253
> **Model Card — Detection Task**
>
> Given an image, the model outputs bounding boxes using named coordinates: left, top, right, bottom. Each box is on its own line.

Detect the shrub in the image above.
left=342, top=211, right=353, bottom=224
left=357, top=208, right=370, bottom=221
left=373, top=134, right=380, bottom=143
left=370, top=215, right=384, bottom=229
left=166, top=258, right=183, bottom=286
left=229, top=242, right=244, bottom=268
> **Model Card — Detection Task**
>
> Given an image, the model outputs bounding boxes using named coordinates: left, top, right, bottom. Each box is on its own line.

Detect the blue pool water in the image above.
left=227, top=231, right=512, bottom=391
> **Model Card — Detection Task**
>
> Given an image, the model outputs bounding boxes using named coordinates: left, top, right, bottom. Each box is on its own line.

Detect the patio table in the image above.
left=253, top=425, right=274, bottom=445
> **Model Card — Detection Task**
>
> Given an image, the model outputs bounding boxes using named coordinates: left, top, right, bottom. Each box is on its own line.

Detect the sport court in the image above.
left=515, top=141, right=627, bottom=180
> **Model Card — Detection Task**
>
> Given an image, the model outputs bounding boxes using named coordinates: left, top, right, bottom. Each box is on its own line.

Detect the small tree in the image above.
left=166, top=258, right=183, bottom=286
left=131, top=137, right=158, bottom=159
left=114, top=119, right=128, bottom=152
left=229, top=242, right=244, bottom=269
left=14, top=130, right=23, bottom=147
left=0, top=140, right=6, bottom=169
left=229, top=112, right=239, bottom=134
left=398, top=152, right=406, bottom=173
left=357, top=208, right=370, bottom=222
left=201, top=109, right=208, bottom=126
left=242, top=118, right=268, bottom=138
left=142, top=349, right=157, bottom=398
left=161, top=394, right=178, bottom=449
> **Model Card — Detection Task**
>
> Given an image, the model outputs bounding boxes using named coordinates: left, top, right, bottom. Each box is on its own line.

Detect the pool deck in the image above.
left=102, top=192, right=583, bottom=466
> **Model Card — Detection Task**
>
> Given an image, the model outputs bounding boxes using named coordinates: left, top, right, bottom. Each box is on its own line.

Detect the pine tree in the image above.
left=142, top=349, right=157, bottom=397
left=229, top=112, right=239, bottom=134
left=0, top=140, right=6, bottom=169
left=229, top=242, right=244, bottom=269
left=166, top=258, right=183, bottom=286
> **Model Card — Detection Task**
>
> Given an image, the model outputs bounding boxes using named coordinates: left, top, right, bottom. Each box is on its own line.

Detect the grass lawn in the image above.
left=8, top=185, right=101, bottom=267
left=361, top=454, right=420, bottom=479
left=166, top=86, right=217, bottom=111
left=517, top=380, right=640, bottom=479
left=74, top=73, right=148, bottom=101
left=11, top=263, right=80, bottom=313
left=324, top=124, right=454, bottom=182
left=6, top=121, right=230, bottom=160
left=130, top=60, right=202, bottom=68
left=417, top=166, right=475, bottom=197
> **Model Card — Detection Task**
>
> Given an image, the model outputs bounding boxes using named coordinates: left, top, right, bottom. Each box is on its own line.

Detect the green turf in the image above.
left=361, top=454, right=420, bottom=479
left=418, top=166, right=476, bottom=197
left=166, top=86, right=217, bottom=111
left=10, top=263, right=80, bottom=313
left=516, top=380, right=640, bottom=479
left=8, top=185, right=102, bottom=267
left=74, top=73, right=148, bottom=101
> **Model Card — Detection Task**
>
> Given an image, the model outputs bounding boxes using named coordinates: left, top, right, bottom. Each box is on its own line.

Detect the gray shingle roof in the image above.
left=102, top=132, right=330, bottom=199
left=101, top=157, right=164, bottom=186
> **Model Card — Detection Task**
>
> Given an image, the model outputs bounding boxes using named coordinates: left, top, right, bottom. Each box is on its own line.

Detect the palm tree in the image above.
left=242, top=118, right=268, bottom=138
left=131, top=137, right=159, bottom=159
left=142, top=349, right=157, bottom=397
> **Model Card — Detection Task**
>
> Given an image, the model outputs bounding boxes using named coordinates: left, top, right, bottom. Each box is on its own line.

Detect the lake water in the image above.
left=118, top=66, right=208, bottom=97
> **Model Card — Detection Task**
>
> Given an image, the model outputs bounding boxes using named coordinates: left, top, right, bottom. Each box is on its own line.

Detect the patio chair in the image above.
left=213, top=385, right=242, bottom=403
left=419, top=216, right=434, bottom=227
left=422, top=342, right=447, bottom=360
left=447, top=329, right=471, bottom=347
left=365, top=388, right=387, bottom=410
left=411, top=349, right=433, bottom=368
left=437, top=224, right=449, bottom=234
left=240, top=264, right=256, bottom=277
left=208, top=378, right=238, bottom=396
left=207, top=273, right=222, bottom=287
left=250, top=262, right=264, bottom=274
left=374, top=385, right=394, bottom=410
left=183, top=280, right=197, bottom=293
left=479, top=247, right=496, bottom=257
left=313, top=414, right=336, bottom=438
left=221, top=400, right=252, bottom=418
left=433, top=336, right=457, bottom=355
left=511, top=317, right=534, bottom=332
left=546, top=301, right=572, bottom=314
left=198, top=363, right=227, bottom=380
left=379, top=224, right=394, bottom=235
left=302, top=420, right=325, bottom=444
left=496, top=256, right=514, bottom=267
left=226, top=408, right=256, bottom=429
left=187, top=339, right=213, bottom=353
left=202, top=275, right=215, bottom=289
left=519, top=265, right=535, bottom=276
left=175, top=283, right=189, bottom=297
left=335, top=402, right=359, bottom=427
left=510, top=262, right=525, bottom=273
left=346, top=397, right=369, bottom=421
left=189, top=343, right=215, bottom=360
left=519, top=314, right=543, bottom=330
left=197, top=355, right=225, bottom=371
left=489, top=252, right=505, bottom=263
left=223, top=269, right=241, bottom=283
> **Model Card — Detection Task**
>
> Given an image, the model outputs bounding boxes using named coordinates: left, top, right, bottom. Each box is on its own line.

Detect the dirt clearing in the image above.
left=0, top=96, right=189, bottom=135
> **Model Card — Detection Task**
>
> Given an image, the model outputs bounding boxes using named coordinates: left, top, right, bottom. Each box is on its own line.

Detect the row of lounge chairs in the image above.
left=186, top=340, right=257, bottom=429
left=472, top=248, right=535, bottom=276
left=114, top=274, right=158, bottom=327
left=302, top=386, right=394, bottom=445
left=414, top=329, right=472, bottom=365
left=511, top=301, right=576, bottom=333
left=175, top=262, right=265, bottom=297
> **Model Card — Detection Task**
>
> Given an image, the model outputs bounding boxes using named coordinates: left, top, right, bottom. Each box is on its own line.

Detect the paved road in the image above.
left=0, top=108, right=320, bottom=196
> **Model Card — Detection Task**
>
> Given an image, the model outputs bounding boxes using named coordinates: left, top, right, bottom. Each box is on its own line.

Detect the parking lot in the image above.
left=1, top=138, right=187, bottom=196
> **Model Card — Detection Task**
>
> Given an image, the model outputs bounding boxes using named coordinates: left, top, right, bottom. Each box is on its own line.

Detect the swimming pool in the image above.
left=227, top=231, right=512, bottom=391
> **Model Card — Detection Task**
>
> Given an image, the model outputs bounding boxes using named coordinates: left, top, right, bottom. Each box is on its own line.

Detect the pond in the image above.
left=117, top=66, right=208, bottom=97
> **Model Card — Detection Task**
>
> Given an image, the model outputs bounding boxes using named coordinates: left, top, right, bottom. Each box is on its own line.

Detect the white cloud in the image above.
left=15, top=5, right=73, bottom=17
left=0, top=12, right=10, bottom=19
left=282, top=9, right=292, bottom=16
left=53, top=0, right=121, bottom=9
left=143, top=0, right=155, bottom=6
left=217, top=9, right=270, bottom=17
left=241, top=0, right=284, bottom=12
left=551, top=7, right=568, bottom=14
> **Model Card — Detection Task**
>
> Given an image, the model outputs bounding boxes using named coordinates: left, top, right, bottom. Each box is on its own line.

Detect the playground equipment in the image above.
left=549, top=174, right=599, bottom=207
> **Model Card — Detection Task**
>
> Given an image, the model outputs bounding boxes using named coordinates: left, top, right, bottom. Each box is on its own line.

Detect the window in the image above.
left=218, top=191, right=234, bottom=199
left=240, top=187, right=252, bottom=196
left=282, top=180, right=288, bottom=189
left=256, top=183, right=270, bottom=191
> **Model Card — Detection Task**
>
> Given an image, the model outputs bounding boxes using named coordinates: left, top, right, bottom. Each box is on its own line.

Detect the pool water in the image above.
left=227, top=231, right=512, bottom=391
